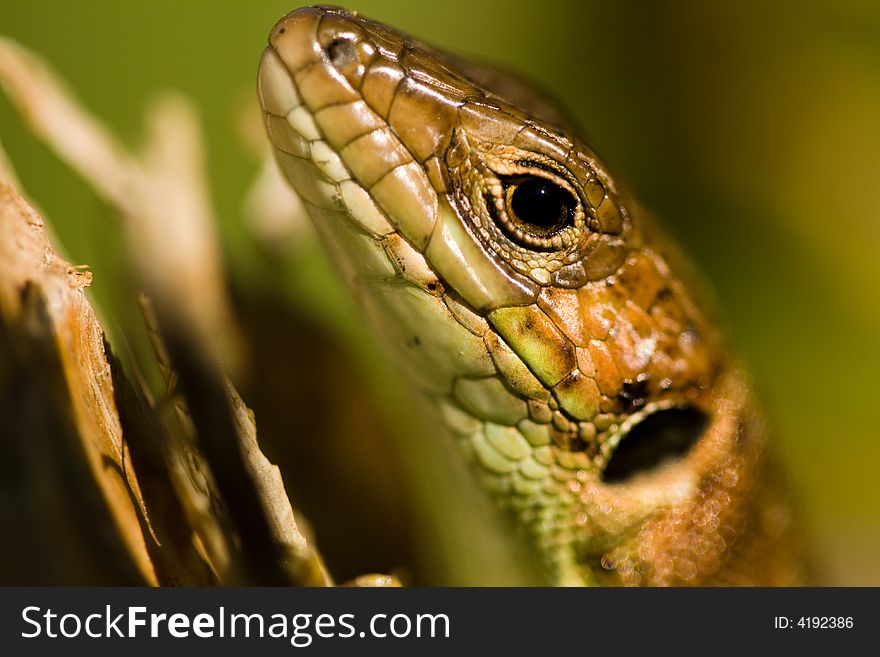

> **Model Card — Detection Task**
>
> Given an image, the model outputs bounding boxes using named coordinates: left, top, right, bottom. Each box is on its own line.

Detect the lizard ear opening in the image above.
left=602, top=406, right=708, bottom=484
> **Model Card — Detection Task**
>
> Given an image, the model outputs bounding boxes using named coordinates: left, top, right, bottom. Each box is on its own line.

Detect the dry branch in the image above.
left=0, top=36, right=338, bottom=586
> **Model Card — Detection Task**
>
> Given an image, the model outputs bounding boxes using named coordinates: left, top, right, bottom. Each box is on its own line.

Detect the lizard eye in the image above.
left=502, top=176, right=576, bottom=240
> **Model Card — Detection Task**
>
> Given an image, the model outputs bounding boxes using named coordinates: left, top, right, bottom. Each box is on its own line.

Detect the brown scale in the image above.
left=528, top=244, right=724, bottom=467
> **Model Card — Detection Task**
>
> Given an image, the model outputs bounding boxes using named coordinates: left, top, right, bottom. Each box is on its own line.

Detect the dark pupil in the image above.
left=509, top=177, right=574, bottom=235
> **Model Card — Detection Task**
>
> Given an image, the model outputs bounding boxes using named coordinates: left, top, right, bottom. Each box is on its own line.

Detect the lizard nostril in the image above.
left=602, top=406, right=708, bottom=483
left=325, top=37, right=359, bottom=67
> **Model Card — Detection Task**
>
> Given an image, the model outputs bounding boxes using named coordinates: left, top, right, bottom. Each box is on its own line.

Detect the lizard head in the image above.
left=259, top=6, right=800, bottom=585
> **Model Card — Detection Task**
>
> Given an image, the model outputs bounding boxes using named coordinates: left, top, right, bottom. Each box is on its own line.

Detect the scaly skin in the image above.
left=258, top=6, right=808, bottom=585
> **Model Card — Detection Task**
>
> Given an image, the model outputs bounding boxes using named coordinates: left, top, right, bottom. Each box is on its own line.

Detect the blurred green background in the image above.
left=1, top=0, right=878, bottom=584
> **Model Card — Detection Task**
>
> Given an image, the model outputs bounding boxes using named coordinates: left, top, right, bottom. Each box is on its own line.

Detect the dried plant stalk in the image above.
left=0, top=36, right=342, bottom=586
left=0, top=179, right=156, bottom=584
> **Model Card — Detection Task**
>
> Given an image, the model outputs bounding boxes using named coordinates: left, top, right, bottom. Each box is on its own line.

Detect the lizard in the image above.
left=258, top=5, right=809, bottom=586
